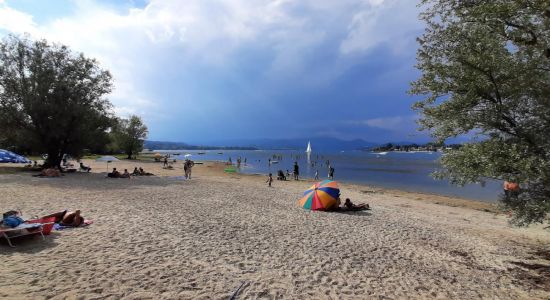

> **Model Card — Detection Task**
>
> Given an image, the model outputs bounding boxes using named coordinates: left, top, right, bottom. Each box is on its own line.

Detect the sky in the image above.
left=0, top=0, right=432, bottom=144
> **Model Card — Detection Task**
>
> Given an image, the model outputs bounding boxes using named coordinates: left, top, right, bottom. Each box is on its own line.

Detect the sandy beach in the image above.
left=0, top=159, right=549, bottom=299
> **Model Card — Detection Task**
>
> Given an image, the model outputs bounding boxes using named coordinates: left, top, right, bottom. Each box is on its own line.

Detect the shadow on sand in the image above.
left=0, top=232, right=61, bottom=254
left=0, top=171, right=186, bottom=191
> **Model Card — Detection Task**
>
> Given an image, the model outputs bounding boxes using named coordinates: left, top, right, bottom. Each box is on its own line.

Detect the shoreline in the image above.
left=2, top=159, right=498, bottom=213
left=197, top=160, right=499, bottom=213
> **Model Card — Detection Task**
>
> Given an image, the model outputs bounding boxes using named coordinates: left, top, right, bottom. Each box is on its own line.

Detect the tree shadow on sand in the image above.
left=0, top=172, right=187, bottom=191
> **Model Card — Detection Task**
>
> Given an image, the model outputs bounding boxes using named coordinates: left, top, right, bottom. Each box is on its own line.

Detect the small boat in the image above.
left=197, top=152, right=206, bottom=155
left=270, top=160, right=279, bottom=164
left=217, top=152, right=223, bottom=154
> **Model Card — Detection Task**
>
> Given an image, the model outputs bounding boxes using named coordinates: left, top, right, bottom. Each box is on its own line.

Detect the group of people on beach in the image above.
left=269, top=162, right=335, bottom=185
left=107, top=167, right=154, bottom=178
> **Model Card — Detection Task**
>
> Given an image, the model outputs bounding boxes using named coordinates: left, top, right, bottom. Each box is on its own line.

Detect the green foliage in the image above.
left=0, top=35, right=115, bottom=167
left=111, top=115, right=148, bottom=159
left=411, top=1, right=550, bottom=225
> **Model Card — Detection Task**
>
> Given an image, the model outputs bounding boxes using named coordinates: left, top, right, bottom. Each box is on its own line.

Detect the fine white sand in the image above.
left=0, top=160, right=548, bottom=299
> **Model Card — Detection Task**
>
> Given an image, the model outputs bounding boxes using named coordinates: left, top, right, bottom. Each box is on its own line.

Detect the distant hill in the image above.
left=193, top=137, right=379, bottom=151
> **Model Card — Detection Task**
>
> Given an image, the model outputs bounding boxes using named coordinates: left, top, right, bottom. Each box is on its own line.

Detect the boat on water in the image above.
left=305, top=141, right=312, bottom=153
left=270, top=160, right=279, bottom=164
left=197, top=152, right=206, bottom=155
left=217, top=152, right=223, bottom=154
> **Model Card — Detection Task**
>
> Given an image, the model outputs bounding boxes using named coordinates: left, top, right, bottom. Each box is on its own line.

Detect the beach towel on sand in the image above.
left=54, top=219, right=93, bottom=230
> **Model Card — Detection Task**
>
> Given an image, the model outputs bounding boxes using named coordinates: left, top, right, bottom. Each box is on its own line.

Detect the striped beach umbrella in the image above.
left=298, top=180, right=340, bottom=211
left=0, top=149, right=31, bottom=163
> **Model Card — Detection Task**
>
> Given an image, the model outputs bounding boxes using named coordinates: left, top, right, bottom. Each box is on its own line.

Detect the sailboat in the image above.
left=305, top=141, right=312, bottom=153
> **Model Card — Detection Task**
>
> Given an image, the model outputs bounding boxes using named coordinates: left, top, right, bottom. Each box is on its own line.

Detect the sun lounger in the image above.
left=0, top=222, right=54, bottom=247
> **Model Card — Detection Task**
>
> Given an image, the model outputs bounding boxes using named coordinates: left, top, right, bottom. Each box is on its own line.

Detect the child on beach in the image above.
left=266, top=173, right=273, bottom=187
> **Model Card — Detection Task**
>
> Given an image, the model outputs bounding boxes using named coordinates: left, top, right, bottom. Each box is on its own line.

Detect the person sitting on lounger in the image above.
left=79, top=162, right=91, bottom=172
left=343, top=198, right=370, bottom=211
left=60, top=210, right=84, bottom=227
left=107, top=168, right=121, bottom=178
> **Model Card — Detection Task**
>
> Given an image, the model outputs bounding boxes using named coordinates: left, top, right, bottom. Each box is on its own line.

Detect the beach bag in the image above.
left=3, top=216, right=24, bottom=228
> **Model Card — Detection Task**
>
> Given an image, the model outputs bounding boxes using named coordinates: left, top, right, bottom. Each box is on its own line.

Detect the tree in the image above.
left=112, top=115, right=148, bottom=159
left=0, top=35, right=115, bottom=168
left=410, top=1, right=550, bottom=225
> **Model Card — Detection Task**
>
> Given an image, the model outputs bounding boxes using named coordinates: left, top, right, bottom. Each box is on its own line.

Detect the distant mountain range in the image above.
left=143, top=141, right=257, bottom=151
left=145, top=137, right=379, bottom=151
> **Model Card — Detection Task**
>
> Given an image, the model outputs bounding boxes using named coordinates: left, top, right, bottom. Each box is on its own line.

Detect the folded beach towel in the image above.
left=54, top=219, right=93, bottom=230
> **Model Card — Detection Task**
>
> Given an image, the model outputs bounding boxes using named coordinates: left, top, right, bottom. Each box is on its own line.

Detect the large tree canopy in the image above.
left=111, top=115, right=148, bottom=159
left=411, top=0, right=550, bottom=225
left=0, top=35, right=115, bottom=168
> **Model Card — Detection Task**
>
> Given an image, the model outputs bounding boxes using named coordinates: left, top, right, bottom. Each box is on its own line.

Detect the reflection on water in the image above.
left=158, top=149, right=501, bottom=202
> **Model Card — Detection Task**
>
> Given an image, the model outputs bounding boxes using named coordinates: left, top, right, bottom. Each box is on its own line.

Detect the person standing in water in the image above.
left=314, top=170, right=319, bottom=180
left=328, top=165, right=335, bottom=180
left=293, top=162, right=299, bottom=180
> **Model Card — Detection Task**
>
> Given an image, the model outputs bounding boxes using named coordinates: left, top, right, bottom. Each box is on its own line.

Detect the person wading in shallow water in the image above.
left=293, top=162, right=299, bottom=180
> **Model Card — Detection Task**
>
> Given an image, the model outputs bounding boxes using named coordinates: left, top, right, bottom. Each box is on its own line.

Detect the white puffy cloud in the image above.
left=0, top=0, right=38, bottom=35
left=340, top=0, right=422, bottom=55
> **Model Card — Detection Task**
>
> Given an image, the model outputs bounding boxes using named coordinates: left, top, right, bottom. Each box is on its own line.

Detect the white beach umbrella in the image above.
left=96, top=156, right=119, bottom=172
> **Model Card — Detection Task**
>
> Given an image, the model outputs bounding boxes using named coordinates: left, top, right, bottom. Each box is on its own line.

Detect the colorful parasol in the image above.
left=298, top=180, right=340, bottom=210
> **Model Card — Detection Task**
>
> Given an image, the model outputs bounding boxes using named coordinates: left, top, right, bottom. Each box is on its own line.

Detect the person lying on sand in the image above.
left=138, top=167, right=154, bottom=176
left=343, top=198, right=370, bottom=211
left=32, top=168, right=62, bottom=177
left=60, top=210, right=84, bottom=227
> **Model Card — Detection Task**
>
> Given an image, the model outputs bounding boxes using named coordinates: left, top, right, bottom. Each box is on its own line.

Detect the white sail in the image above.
left=306, top=141, right=312, bottom=153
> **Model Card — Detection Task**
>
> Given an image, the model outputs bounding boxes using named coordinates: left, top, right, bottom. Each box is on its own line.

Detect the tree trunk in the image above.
left=44, top=149, right=62, bottom=170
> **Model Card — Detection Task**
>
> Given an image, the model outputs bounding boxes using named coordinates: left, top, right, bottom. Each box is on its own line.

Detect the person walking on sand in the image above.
left=266, top=173, right=273, bottom=187
left=293, top=162, right=299, bottom=180
left=163, top=156, right=168, bottom=167
left=183, top=160, right=189, bottom=178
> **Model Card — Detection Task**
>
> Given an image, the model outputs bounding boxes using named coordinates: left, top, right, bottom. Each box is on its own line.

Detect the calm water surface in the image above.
left=157, top=149, right=501, bottom=202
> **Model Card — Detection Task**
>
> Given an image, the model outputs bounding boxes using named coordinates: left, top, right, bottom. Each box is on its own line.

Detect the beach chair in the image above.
left=0, top=221, right=54, bottom=247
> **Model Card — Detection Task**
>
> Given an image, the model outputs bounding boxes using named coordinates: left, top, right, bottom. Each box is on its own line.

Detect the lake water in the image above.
left=157, top=149, right=501, bottom=202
